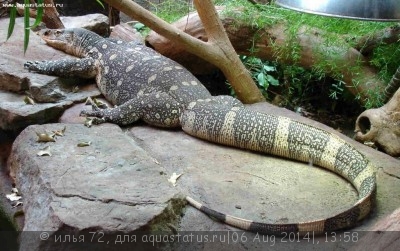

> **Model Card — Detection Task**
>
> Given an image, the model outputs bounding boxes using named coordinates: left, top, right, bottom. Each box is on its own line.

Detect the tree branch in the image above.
left=103, top=0, right=265, bottom=103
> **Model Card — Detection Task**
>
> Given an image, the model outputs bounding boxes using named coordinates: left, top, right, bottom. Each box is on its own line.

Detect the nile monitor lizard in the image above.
left=25, top=28, right=376, bottom=235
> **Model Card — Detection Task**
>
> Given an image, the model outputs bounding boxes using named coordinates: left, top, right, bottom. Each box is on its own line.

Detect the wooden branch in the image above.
left=16, top=5, right=36, bottom=17
left=147, top=8, right=387, bottom=107
left=42, top=0, right=64, bottom=29
left=355, top=24, right=400, bottom=55
left=103, top=0, right=265, bottom=104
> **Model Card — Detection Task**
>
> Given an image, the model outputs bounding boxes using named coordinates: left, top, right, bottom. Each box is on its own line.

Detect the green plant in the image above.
left=218, top=0, right=400, bottom=108
left=7, top=0, right=104, bottom=53
left=152, top=0, right=194, bottom=23
left=328, top=80, right=345, bottom=100
left=240, top=56, right=280, bottom=98
left=7, top=0, right=44, bottom=53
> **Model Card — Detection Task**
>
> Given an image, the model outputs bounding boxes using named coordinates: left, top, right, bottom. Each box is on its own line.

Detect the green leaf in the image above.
left=266, top=75, right=279, bottom=86
left=24, top=0, right=30, bottom=54
left=257, top=72, right=267, bottom=87
left=7, top=5, right=17, bottom=40
left=134, top=22, right=145, bottom=31
left=263, top=65, right=276, bottom=72
left=96, top=0, right=105, bottom=9
left=30, top=0, right=44, bottom=29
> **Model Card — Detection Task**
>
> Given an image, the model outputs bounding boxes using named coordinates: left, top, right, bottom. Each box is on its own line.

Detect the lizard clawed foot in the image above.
left=84, top=97, right=107, bottom=111
left=80, top=97, right=110, bottom=126
left=84, top=117, right=106, bottom=127
left=81, top=110, right=106, bottom=127
left=79, top=109, right=104, bottom=118
left=24, top=61, right=45, bottom=72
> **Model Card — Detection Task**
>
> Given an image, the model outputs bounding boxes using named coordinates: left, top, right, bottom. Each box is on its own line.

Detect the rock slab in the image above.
left=8, top=123, right=182, bottom=251
left=5, top=101, right=400, bottom=250
left=349, top=207, right=400, bottom=251
left=0, top=17, right=101, bottom=131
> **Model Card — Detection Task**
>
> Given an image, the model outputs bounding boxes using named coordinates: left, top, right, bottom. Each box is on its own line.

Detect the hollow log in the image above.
left=146, top=8, right=386, bottom=106
left=355, top=87, right=400, bottom=157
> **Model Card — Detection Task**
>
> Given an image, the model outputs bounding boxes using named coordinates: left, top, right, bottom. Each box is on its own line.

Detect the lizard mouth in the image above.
left=39, top=29, right=74, bottom=54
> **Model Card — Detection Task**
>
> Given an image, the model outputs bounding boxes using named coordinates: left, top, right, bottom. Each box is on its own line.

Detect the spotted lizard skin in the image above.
left=25, top=28, right=376, bottom=235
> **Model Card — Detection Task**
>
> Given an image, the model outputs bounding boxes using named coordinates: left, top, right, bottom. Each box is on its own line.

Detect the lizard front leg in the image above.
left=24, top=58, right=97, bottom=78
left=80, top=92, right=182, bottom=128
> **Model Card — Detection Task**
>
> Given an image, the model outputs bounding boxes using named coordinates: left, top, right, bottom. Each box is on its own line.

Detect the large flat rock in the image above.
left=8, top=123, right=182, bottom=250
left=350, top=207, right=400, bottom=251
left=6, top=102, right=400, bottom=250
left=128, top=103, right=400, bottom=250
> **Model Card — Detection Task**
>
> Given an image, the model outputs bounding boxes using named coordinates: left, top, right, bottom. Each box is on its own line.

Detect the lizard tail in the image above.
left=181, top=102, right=376, bottom=235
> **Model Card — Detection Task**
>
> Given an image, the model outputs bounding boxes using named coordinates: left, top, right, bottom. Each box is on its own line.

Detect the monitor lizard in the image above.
left=25, top=28, right=376, bottom=235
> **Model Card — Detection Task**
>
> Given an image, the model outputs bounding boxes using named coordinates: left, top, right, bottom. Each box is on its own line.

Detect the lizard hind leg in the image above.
left=80, top=98, right=143, bottom=126
left=140, top=92, right=182, bottom=128
left=80, top=92, right=182, bottom=127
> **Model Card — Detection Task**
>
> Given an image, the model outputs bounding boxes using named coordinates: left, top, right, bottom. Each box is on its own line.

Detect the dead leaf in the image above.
left=52, top=126, right=66, bottom=136
left=168, top=172, right=183, bottom=186
left=84, top=118, right=93, bottom=128
left=37, top=146, right=52, bottom=156
left=6, top=193, right=22, bottom=202
left=85, top=97, right=94, bottom=105
left=23, top=95, right=35, bottom=105
left=77, top=141, right=91, bottom=147
left=36, top=132, right=56, bottom=142
left=364, top=141, right=378, bottom=149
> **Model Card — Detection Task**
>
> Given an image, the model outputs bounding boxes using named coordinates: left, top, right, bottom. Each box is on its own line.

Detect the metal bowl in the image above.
left=275, top=0, right=400, bottom=21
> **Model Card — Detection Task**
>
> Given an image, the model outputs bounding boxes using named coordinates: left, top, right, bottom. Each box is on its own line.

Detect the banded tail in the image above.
left=180, top=102, right=376, bottom=235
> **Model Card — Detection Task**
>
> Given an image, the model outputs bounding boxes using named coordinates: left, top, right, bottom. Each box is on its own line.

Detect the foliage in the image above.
left=7, top=0, right=44, bottom=53
left=216, top=0, right=400, bottom=108
left=154, top=0, right=399, bottom=108
left=7, top=0, right=104, bottom=53
left=95, top=0, right=105, bottom=9
left=152, top=0, right=195, bottom=23
left=231, top=56, right=279, bottom=98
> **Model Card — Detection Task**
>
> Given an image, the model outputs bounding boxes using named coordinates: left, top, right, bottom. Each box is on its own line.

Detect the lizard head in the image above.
left=39, top=28, right=98, bottom=57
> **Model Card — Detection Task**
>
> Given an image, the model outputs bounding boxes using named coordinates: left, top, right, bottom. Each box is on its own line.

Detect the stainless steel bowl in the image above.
left=276, top=0, right=400, bottom=21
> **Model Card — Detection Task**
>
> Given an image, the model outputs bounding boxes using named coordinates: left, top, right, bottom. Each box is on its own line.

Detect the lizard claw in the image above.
left=91, top=103, right=101, bottom=111
left=84, top=97, right=102, bottom=111
left=24, top=60, right=45, bottom=72
left=80, top=109, right=103, bottom=117
left=92, top=117, right=106, bottom=125
left=24, top=61, right=37, bottom=71
left=84, top=117, right=106, bottom=127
